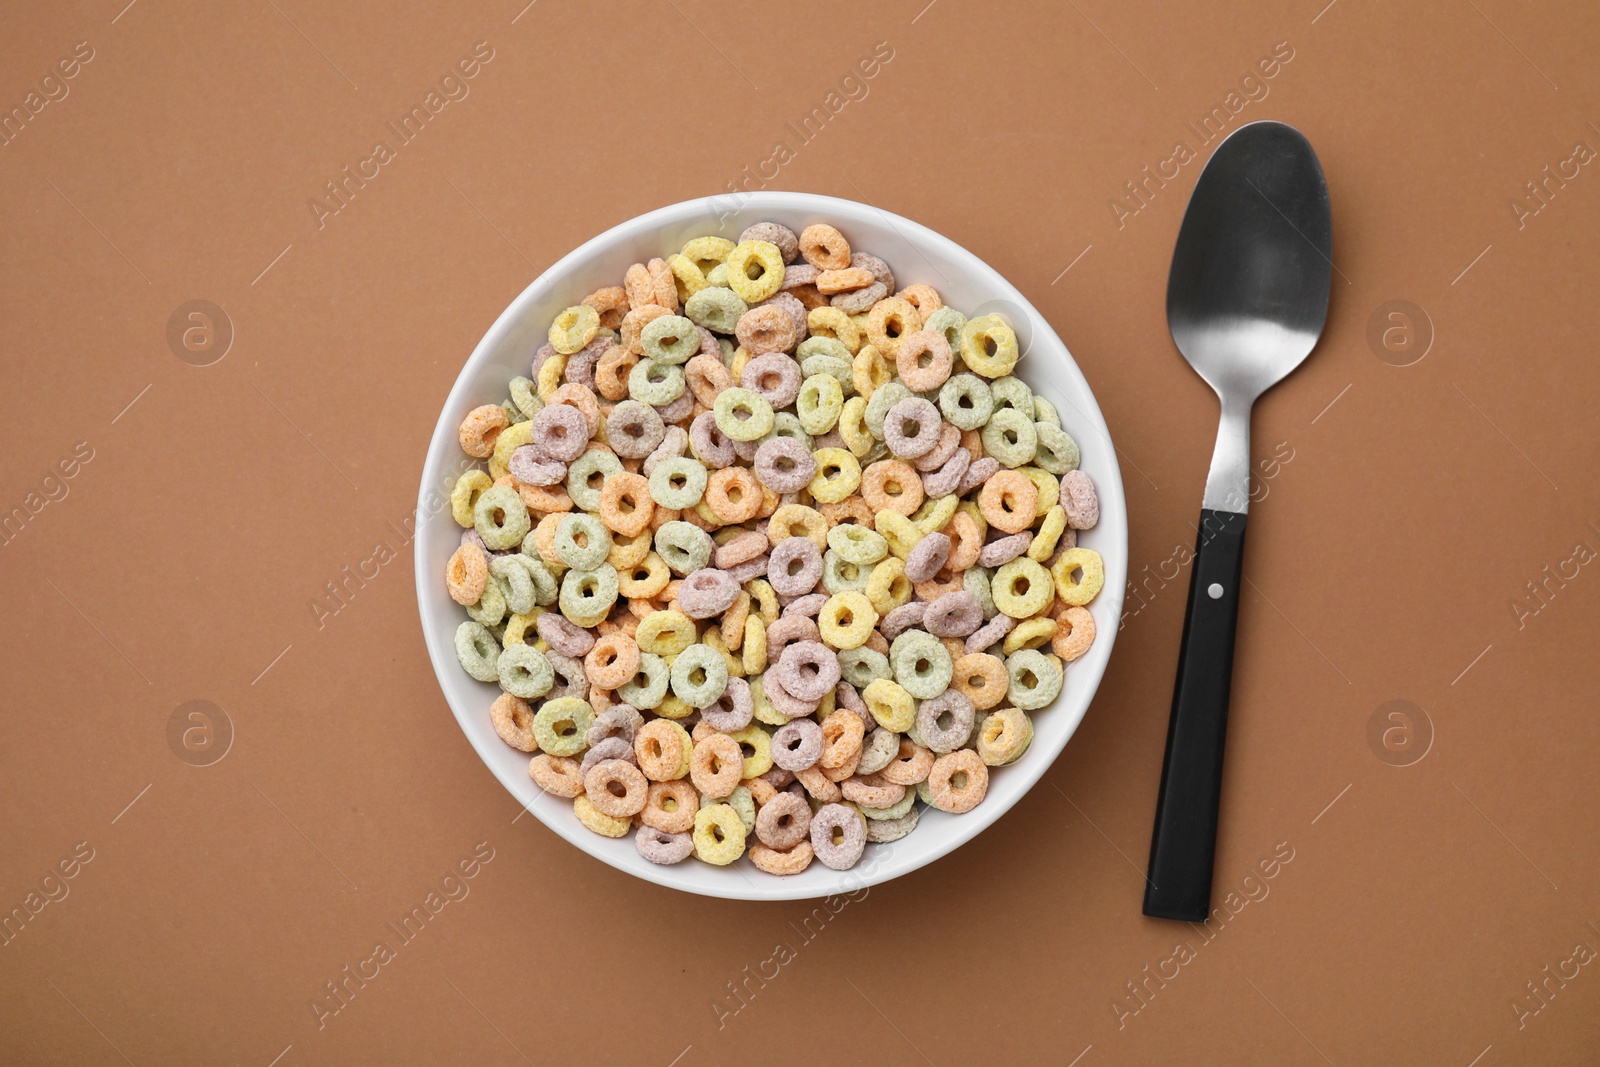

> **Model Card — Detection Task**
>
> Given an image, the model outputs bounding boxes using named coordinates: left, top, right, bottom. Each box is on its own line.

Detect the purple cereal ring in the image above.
left=762, top=667, right=819, bottom=719
left=768, top=537, right=823, bottom=597
left=915, top=690, right=975, bottom=754
left=545, top=651, right=590, bottom=701
left=765, top=615, right=820, bottom=661
left=964, top=613, right=1016, bottom=654
left=742, top=222, right=800, bottom=264
left=1062, top=469, right=1100, bottom=530
left=811, top=428, right=846, bottom=452
left=713, top=530, right=769, bottom=569
left=831, top=281, right=886, bottom=314
left=904, top=532, right=952, bottom=583
left=701, top=676, right=754, bottom=732
left=778, top=640, right=841, bottom=701
left=530, top=342, right=557, bottom=380
left=508, top=445, right=567, bottom=486
left=761, top=766, right=796, bottom=788
left=920, top=447, right=970, bottom=498
left=732, top=436, right=761, bottom=462
left=770, top=718, right=824, bottom=771
left=537, top=612, right=597, bottom=657
left=655, top=391, right=695, bottom=425
left=758, top=291, right=809, bottom=341
left=679, top=568, right=741, bottom=619
left=724, top=554, right=769, bottom=584
left=978, top=531, right=1033, bottom=568
left=883, top=398, right=943, bottom=459
left=565, top=336, right=611, bottom=389
left=913, top=421, right=962, bottom=472
left=783, top=592, right=829, bottom=618
left=753, top=436, right=817, bottom=493
left=810, top=803, right=866, bottom=870
left=636, top=826, right=694, bottom=865
left=782, top=263, right=818, bottom=289
left=850, top=252, right=895, bottom=292
left=960, top=456, right=1001, bottom=495
left=606, top=400, right=665, bottom=459
left=880, top=601, right=928, bottom=641
left=755, top=791, right=812, bottom=850
left=580, top=735, right=637, bottom=777
left=586, top=704, right=644, bottom=747
left=689, top=411, right=736, bottom=468
left=924, top=591, right=984, bottom=638
left=741, top=353, right=803, bottom=409
left=531, top=403, right=589, bottom=463
left=697, top=325, right=720, bottom=358
left=461, top=528, right=512, bottom=559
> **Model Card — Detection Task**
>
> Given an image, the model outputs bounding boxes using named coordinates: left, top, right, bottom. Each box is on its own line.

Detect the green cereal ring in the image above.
left=706, top=262, right=731, bottom=288
left=863, top=806, right=920, bottom=843
left=654, top=520, right=713, bottom=576
left=981, top=408, right=1039, bottom=468
left=837, top=646, right=891, bottom=688
left=864, top=382, right=910, bottom=440
left=992, top=557, right=1053, bottom=619
left=490, top=554, right=539, bottom=615
left=827, top=523, right=889, bottom=566
left=722, top=784, right=757, bottom=834
left=559, top=564, right=619, bottom=623
left=454, top=621, right=501, bottom=682
left=1033, top=422, right=1081, bottom=474
left=762, top=411, right=812, bottom=449
left=800, top=353, right=854, bottom=393
left=964, top=566, right=997, bottom=619
left=521, top=554, right=559, bottom=605
left=555, top=512, right=613, bottom=570
left=684, top=286, right=747, bottom=333
left=473, top=484, right=531, bottom=550
left=641, top=314, right=701, bottom=365
left=670, top=643, right=730, bottom=708
left=648, top=456, right=708, bottom=509
left=566, top=450, right=622, bottom=512
left=796, top=374, right=844, bottom=435
left=939, top=374, right=993, bottom=431
left=822, top=549, right=871, bottom=596
left=619, top=652, right=670, bottom=709
left=797, top=335, right=852, bottom=365
left=629, top=358, right=687, bottom=405
left=989, top=375, right=1034, bottom=418
left=1006, top=649, right=1062, bottom=710
left=749, top=676, right=788, bottom=727
left=713, top=388, right=774, bottom=442
left=497, top=643, right=554, bottom=699
left=858, top=786, right=916, bottom=821
left=465, top=576, right=507, bottom=627
left=532, top=697, right=594, bottom=756
left=890, top=629, right=954, bottom=699
left=923, top=306, right=966, bottom=357
left=1033, top=395, right=1059, bottom=426
left=509, top=376, right=543, bottom=420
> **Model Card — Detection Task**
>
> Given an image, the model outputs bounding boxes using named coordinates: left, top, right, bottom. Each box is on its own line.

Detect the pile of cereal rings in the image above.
left=446, top=220, right=1105, bottom=876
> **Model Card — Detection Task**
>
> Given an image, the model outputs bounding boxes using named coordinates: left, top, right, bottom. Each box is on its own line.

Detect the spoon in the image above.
left=1143, top=120, right=1332, bottom=922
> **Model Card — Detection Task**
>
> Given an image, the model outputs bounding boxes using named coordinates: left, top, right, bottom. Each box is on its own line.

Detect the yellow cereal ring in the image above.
left=767, top=505, right=829, bottom=550
left=807, top=448, right=861, bottom=504
left=851, top=344, right=892, bottom=398
left=838, top=396, right=873, bottom=456
left=1027, top=505, right=1069, bottom=562
left=912, top=494, right=959, bottom=537
left=725, top=240, right=785, bottom=302
left=864, top=297, right=921, bottom=359
left=862, top=678, right=915, bottom=732
left=1019, top=466, right=1059, bottom=517
left=693, top=803, right=748, bottom=865
left=1052, top=548, right=1105, bottom=606
left=1003, top=616, right=1059, bottom=655
left=574, top=794, right=631, bottom=837
left=607, top=527, right=653, bottom=569
left=502, top=611, right=538, bottom=646
left=749, top=674, right=786, bottom=727
left=666, top=253, right=709, bottom=302
left=744, top=577, right=779, bottom=622
left=874, top=510, right=919, bottom=561
left=730, top=724, right=773, bottom=778
left=655, top=693, right=694, bottom=720
left=536, top=351, right=568, bottom=400
left=636, top=609, right=696, bottom=656
left=959, top=314, right=1020, bottom=378
left=993, top=557, right=1053, bottom=618
left=549, top=304, right=600, bottom=355
left=487, top=420, right=535, bottom=482
left=617, top=552, right=670, bottom=599
left=865, top=557, right=912, bottom=615
left=743, top=616, right=768, bottom=675
left=681, top=235, right=736, bottom=274
left=450, top=470, right=492, bottom=527
left=818, top=591, right=878, bottom=650
left=808, top=306, right=864, bottom=353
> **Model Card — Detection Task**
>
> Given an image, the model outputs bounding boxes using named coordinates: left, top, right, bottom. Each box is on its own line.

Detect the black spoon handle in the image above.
left=1143, top=508, right=1247, bottom=922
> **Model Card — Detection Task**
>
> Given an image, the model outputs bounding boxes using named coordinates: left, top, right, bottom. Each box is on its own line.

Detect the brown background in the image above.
left=3, top=0, right=1598, bottom=1063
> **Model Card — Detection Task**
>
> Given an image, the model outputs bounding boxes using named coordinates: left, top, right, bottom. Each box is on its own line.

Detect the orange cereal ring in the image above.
left=635, top=719, right=691, bottom=781
left=742, top=775, right=778, bottom=806
left=816, top=266, right=875, bottom=294
left=518, top=482, right=573, bottom=514
left=912, top=568, right=965, bottom=601
left=722, top=592, right=750, bottom=650
left=641, top=779, right=698, bottom=833
left=623, top=262, right=656, bottom=309
left=598, top=472, right=654, bottom=536
left=860, top=459, right=925, bottom=517
left=942, top=510, right=983, bottom=572
left=685, top=354, right=732, bottom=408
left=734, top=305, right=797, bottom=356
left=794, top=765, right=843, bottom=803
left=595, top=345, right=639, bottom=401
left=585, top=632, right=641, bottom=690
left=528, top=753, right=585, bottom=798
left=820, top=496, right=875, bottom=529
left=458, top=404, right=509, bottom=458
left=864, top=297, right=921, bottom=359
left=583, top=285, right=629, bottom=331
left=750, top=840, right=815, bottom=876
left=584, top=759, right=649, bottom=817
left=818, top=710, right=866, bottom=770
left=879, top=737, right=935, bottom=786
left=647, top=257, right=679, bottom=312
left=840, top=772, right=904, bottom=808
left=549, top=383, right=601, bottom=436
left=789, top=283, right=829, bottom=311
left=895, top=329, right=954, bottom=392
left=446, top=542, right=488, bottom=605
left=951, top=652, right=1008, bottom=710
left=705, top=466, right=762, bottom=524
left=896, top=283, right=943, bottom=323
left=799, top=223, right=851, bottom=270
left=1052, top=605, right=1096, bottom=662
left=978, top=470, right=1039, bottom=534
left=689, top=733, right=744, bottom=798
left=490, top=693, right=539, bottom=752
left=926, top=749, right=989, bottom=813
left=620, top=304, right=671, bottom=354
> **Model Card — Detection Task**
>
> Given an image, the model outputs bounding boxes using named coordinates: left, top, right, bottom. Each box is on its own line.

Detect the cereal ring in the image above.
left=682, top=235, right=737, bottom=274
left=704, top=466, right=762, bottom=523
left=528, top=753, right=585, bottom=798
left=618, top=650, right=670, bottom=709
left=606, top=400, right=666, bottom=459
left=690, top=803, right=746, bottom=864
left=594, top=344, right=640, bottom=401
left=981, top=408, right=1038, bottom=469
left=1034, top=422, right=1081, bottom=474
left=923, top=590, right=983, bottom=639
left=815, top=266, right=874, bottom=294
left=528, top=403, right=588, bottom=464
left=830, top=280, right=885, bottom=314
left=809, top=803, right=865, bottom=870
left=752, top=436, right=817, bottom=494
left=836, top=644, right=890, bottom=688
left=635, top=718, right=692, bottom=781
left=926, top=749, right=989, bottom=813
left=628, top=357, right=687, bottom=406
left=509, top=444, right=566, bottom=487
left=670, top=643, right=730, bottom=708
left=617, top=553, right=670, bottom=599
left=977, top=706, right=1035, bottom=766
left=817, top=591, right=878, bottom=650
left=917, top=690, right=976, bottom=754
left=734, top=305, right=797, bottom=356
left=891, top=331, right=952, bottom=393
left=583, top=285, right=630, bottom=331
left=725, top=240, right=786, bottom=303
left=689, top=732, right=744, bottom=798
left=1006, top=648, right=1063, bottom=711
left=1003, top=617, right=1058, bottom=655
left=904, top=532, right=952, bottom=584
left=530, top=697, right=593, bottom=757
left=551, top=512, right=611, bottom=572
left=861, top=677, right=915, bottom=732
left=1060, top=469, right=1100, bottom=530
left=807, top=448, right=861, bottom=504
left=641, top=779, right=698, bottom=834
left=979, top=531, right=1032, bottom=569
left=446, top=542, right=489, bottom=606
left=764, top=536, right=820, bottom=597
left=738, top=221, right=798, bottom=263
left=841, top=773, right=904, bottom=809
left=808, top=306, right=864, bottom=353
left=796, top=374, right=844, bottom=435
left=826, top=523, right=888, bottom=566
left=863, top=557, right=913, bottom=615
left=978, top=470, right=1039, bottom=534
left=1052, top=605, right=1096, bottom=662
left=458, top=405, right=510, bottom=459
left=654, top=520, right=714, bottom=577
left=635, top=826, right=695, bottom=865
left=938, top=374, right=993, bottom=431
left=684, top=285, right=748, bottom=334
left=739, top=354, right=803, bottom=413
left=488, top=693, right=540, bottom=752
left=862, top=807, right=919, bottom=843
left=712, top=388, right=775, bottom=443
left=451, top=470, right=493, bottom=528
left=754, top=791, right=812, bottom=851
left=992, top=557, right=1053, bottom=619
left=749, top=840, right=815, bottom=875
left=964, top=610, right=1015, bottom=655
left=959, top=314, right=1019, bottom=378
left=675, top=568, right=738, bottom=619
left=647, top=455, right=708, bottom=510
left=778, top=641, right=841, bottom=702
left=593, top=471, right=652, bottom=538
left=769, top=718, right=824, bottom=772
left=728, top=724, right=773, bottom=778
left=864, top=297, right=921, bottom=359
left=465, top=576, right=507, bottom=627
left=888, top=629, right=953, bottom=700
left=473, top=485, right=531, bottom=551
left=1051, top=547, right=1105, bottom=606
left=799, top=224, right=851, bottom=270
left=701, top=674, right=754, bottom=732
left=950, top=652, right=1008, bottom=710
left=584, top=758, right=649, bottom=817
left=548, top=304, right=600, bottom=356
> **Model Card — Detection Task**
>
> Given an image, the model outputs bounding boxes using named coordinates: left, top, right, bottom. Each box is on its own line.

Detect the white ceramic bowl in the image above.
left=415, top=192, right=1127, bottom=901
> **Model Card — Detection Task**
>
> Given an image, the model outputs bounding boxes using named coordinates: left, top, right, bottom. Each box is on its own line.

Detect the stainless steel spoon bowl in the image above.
left=1143, top=120, right=1332, bottom=922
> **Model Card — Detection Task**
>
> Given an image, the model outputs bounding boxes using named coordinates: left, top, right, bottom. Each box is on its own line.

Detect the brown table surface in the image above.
left=4, top=1, right=1598, bottom=1063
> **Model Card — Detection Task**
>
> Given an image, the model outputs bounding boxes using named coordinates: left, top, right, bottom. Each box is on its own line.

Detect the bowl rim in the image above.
left=414, top=190, right=1127, bottom=901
